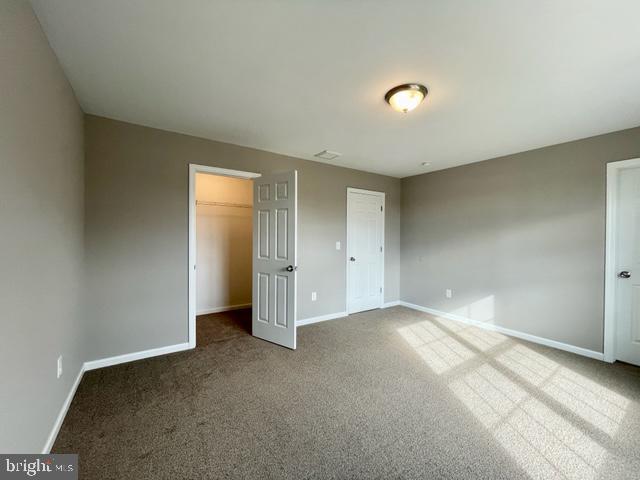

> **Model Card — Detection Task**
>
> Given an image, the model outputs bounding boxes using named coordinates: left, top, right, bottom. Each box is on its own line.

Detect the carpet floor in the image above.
left=53, top=307, right=640, bottom=479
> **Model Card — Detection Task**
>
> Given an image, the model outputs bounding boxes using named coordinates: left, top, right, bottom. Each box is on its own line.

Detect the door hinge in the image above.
left=380, top=287, right=383, bottom=293
left=380, top=205, right=383, bottom=212
left=380, top=246, right=382, bottom=252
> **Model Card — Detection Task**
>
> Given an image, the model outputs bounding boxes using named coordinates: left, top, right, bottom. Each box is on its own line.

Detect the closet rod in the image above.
left=196, top=200, right=252, bottom=209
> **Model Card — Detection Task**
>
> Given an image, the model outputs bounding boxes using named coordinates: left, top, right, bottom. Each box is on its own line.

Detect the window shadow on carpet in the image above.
left=398, top=315, right=634, bottom=480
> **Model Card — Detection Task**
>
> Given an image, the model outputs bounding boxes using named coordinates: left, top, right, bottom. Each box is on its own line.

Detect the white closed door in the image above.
left=252, top=171, right=297, bottom=349
left=347, top=189, right=384, bottom=314
left=614, top=167, right=640, bottom=366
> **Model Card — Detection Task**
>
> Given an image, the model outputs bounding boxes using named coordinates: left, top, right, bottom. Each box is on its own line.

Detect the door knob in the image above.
left=285, top=265, right=297, bottom=272
left=618, top=270, right=631, bottom=279
left=350, top=257, right=356, bottom=262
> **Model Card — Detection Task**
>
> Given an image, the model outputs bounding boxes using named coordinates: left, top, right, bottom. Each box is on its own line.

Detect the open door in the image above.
left=252, top=171, right=297, bottom=349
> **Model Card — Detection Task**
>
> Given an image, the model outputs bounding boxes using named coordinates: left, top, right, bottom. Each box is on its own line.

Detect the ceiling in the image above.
left=31, top=0, right=640, bottom=178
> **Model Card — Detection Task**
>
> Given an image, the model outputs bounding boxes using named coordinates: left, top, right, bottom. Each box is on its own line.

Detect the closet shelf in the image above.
left=196, top=201, right=252, bottom=209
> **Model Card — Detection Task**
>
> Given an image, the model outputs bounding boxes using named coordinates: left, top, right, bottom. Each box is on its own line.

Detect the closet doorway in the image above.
left=188, top=165, right=260, bottom=348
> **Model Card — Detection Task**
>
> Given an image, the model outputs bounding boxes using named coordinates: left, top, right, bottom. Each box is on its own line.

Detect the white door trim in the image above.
left=346, top=187, right=385, bottom=314
left=604, top=157, right=640, bottom=362
left=188, top=164, right=261, bottom=348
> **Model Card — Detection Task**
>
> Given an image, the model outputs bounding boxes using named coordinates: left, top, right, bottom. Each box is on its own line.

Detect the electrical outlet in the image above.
left=311, top=292, right=317, bottom=301
left=445, top=289, right=453, bottom=299
left=335, top=241, right=341, bottom=250
left=57, top=355, right=63, bottom=379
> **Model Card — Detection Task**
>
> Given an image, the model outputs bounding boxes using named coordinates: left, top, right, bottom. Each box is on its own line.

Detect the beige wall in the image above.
left=196, top=174, right=253, bottom=313
left=85, top=115, right=401, bottom=359
left=0, top=1, right=85, bottom=452
left=401, top=126, right=640, bottom=353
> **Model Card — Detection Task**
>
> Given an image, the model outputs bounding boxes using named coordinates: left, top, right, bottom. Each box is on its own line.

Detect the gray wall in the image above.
left=401, top=126, right=640, bottom=353
left=84, top=115, right=400, bottom=360
left=0, top=1, right=85, bottom=452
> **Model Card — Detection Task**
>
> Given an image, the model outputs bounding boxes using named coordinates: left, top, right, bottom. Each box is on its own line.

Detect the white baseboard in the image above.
left=399, top=301, right=605, bottom=361
left=84, top=342, right=192, bottom=371
left=298, top=303, right=398, bottom=326
left=197, top=303, right=251, bottom=315
left=297, top=311, right=348, bottom=326
left=42, top=364, right=85, bottom=453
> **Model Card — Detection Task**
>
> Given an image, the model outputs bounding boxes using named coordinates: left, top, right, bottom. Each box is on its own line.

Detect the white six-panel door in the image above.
left=347, top=188, right=384, bottom=314
left=252, top=171, right=297, bottom=349
left=614, top=166, right=640, bottom=366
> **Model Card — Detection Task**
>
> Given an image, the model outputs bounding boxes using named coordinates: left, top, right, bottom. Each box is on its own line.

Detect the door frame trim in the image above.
left=188, top=164, right=261, bottom=348
left=604, top=157, right=640, bottom=362
left=346, top=187, right=385, bottom=315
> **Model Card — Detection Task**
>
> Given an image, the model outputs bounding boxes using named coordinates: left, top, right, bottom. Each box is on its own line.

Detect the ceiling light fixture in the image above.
left=385, top=83, right=428, bottom=113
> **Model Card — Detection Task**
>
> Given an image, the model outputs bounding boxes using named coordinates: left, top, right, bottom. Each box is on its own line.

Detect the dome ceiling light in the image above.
left=385, top=83, right=428, bottom=113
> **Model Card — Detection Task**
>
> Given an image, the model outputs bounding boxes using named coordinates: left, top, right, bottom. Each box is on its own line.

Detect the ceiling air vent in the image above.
left=314, top=150, right=341, bottom=160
